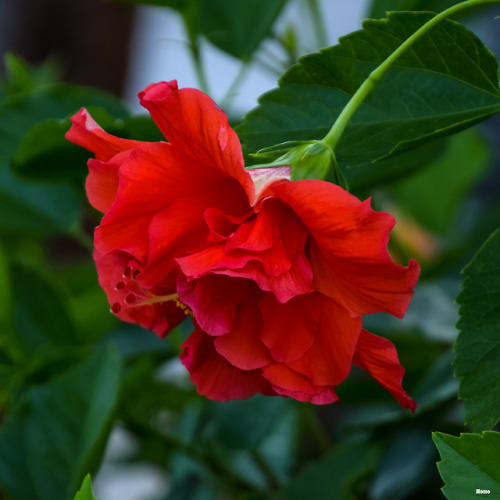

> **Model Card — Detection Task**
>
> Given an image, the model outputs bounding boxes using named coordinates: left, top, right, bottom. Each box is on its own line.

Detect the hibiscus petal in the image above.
left=353, top=329, right=416, bottom=411
left=180, top=327, right=275, bottom=400
left=268, top=180, right=420, bottom=318
left=213, top=287, right=272, bottom=370
left=288, top=297, right=363, bottom=386
left=262, top=364, right=338, bottom=405
left=177, top=274, right=249, bottom=336
left=258, top=293, right=320, bottom=363
left=94, top=248, right=185, bottom=337
left=66, top=108, right=142, bottom=161
left=138, top=81, right=255, bottom=201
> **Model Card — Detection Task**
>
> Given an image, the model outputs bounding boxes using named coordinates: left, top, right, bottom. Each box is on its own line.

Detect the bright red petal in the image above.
left=268, top=180, right=420, bottom=317
left=94, top=248, right=185, bottom=337
left=262, top=364, right=338, bottom=405
left=287, top=297, right=362, bottom=386
left=258, top=293, right=319, bottom=363
left=138, top=81, right=255, bottom=202
left=353, top=329, right=416, bottom=411
left=213, top=287, right=272, bottom=370
left=177, top=274, right=249, bottom=336
left=66, top=108, right=142, bottom=161
left=180, top=326, right=275, bottom=400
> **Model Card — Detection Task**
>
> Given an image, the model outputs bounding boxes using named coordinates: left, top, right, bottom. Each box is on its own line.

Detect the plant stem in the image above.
left=321, top=0, right=500, bottom=151
left=307, top=0, right=329, bottom=49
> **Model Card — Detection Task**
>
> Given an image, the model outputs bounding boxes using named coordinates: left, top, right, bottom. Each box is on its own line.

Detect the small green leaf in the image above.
left=199, top=0, right=287, bottom=60
left=433, top=431, right=500, bottom=500
left=74, top=476, right=99, bottom=500
left=0, top=346, right=121, bottom=500
left=0, top=83, right=128, bottom=161
left=13, top=119, right=91, bottom=180
left=0, top=163, right=81, bottom=235
left=455, top=228, right=500, bottom=431
left=237, top=12, right=500, bottom=170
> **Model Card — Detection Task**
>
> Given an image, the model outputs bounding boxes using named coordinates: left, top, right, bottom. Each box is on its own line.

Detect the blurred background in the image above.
left=0, top=1, right=499, bottom=499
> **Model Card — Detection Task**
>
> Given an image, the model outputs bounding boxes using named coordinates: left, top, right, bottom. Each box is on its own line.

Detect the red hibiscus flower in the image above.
left=66, top=80, right=420, bottom=410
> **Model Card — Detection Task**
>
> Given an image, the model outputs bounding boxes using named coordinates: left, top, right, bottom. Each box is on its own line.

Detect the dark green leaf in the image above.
left=200, top=0, right=287, bottom=60
left=276, top=440, right=380, bottom=500
left=433, top=431, right=500, bottom=500
left=455, top=228, right=500, bottom=431
left=13, top=119, right=91, bottom=180
left=0, top=346, right=121, bottom=500
left=73, top=475, right=99, bottom=500
left=0, top=163, right=82, bottom=235
left=9, top=262, right=77, bottom=358
left=0, top=83, right=128, bottom=161
left=237, top=12, right=500, bottom=169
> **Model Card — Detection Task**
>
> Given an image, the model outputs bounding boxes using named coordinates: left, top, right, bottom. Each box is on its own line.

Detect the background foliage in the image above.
left=0, top=0, right=499, bottom=499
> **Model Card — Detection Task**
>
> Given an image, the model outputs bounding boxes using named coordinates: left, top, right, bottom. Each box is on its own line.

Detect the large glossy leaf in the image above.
left=433, top=431, right=500, bottom=500
left=455, top=228, right=500, bottom=431
left=0, top=163, right=81, bottom=235
left=199, top=0, right=287, bottom=60
left=237, top=12, right=500, bottom=169
left=0, top=346, right=121, bottom=500
left=0, top=83, right=128, bottom=161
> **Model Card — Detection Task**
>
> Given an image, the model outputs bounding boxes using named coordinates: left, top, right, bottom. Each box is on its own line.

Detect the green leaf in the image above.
left=0, top=163, right=82, bottom=235
left=0, top=83, right=128, bottom=161
left=0, top=345, right=121, bottom=500
left=393, top=128, right=490, bottom=233
left=276, top=440, right=380, bottom=500
left=9, top=262, right=77, bottom=357
left=455, top=228, right=500, bottom=431
left=433, top=431, right=500, bottom=500
left=237, top=12, right=500, bottom=169
left=74, top=475, right=99, bottom=500
left=13, top=119, right=91, bottom=181
left=199, top=0, right=287, bottom=60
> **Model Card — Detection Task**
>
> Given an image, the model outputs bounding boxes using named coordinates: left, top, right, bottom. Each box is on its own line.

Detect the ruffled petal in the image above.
left=258, top=293, right=320, bottom=363
left=138, top=81, right=255, bottom=202
left=177, top=199, right=314, bottom=303
left=267, top=180, right=420, bottom=317
left=180, top=326, right=275, bottom=400
left=96, top=142, right=250, bottom=263
left=66, top=108, right=142, bottom=161
left=353, top=329, right=416, bottom=411
left=262, top=364, right=338, bottom=405
left=214, top=287, right=272, bottom=370
left=287, top=297, right=362, bottom=386
left=177, top=274, right=249, bottom=336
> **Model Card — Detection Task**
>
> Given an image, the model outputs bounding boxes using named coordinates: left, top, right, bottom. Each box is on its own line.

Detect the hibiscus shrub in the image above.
left=0, top=1, right=500, bottom=500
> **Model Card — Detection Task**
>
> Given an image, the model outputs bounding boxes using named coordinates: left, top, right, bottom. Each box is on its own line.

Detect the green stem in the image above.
left=321, top=0, right=500, bottom=151
left=307, top=0, right=329, bottom=49
left=220, top=61, right=251, bottom=111
left=190, top=40, right=210, bottom=95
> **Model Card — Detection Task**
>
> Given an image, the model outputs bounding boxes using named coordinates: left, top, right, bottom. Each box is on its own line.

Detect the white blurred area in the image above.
left=123, top=0, right=370, bottom=115
left=95, top=1, right=369, bottom=499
